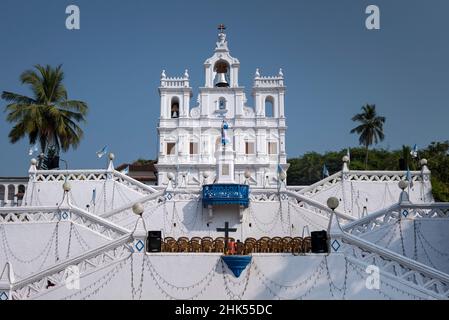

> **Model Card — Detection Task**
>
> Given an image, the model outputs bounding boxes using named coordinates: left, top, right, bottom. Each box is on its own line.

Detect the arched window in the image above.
left=218, top=97, right=226, bottom=110
left=0, top=185, right=5, bottom=201
left=7, top=185, right=15, bottom=201
left=18, top=185, right=26, bottom=200
left=214, top=60, right=230, bottom=87
left=265, top=96, right=274, bottom=117
left=171, top=97, right=180, bottom=118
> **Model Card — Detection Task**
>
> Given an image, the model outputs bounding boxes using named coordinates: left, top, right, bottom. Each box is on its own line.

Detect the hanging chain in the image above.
left=66, top=222, right=74, bottom=259
left=413, top=220, right=418, bottom=261
left=110, top=180, right=115, bottom=211
left=54, top=221, right=60, bottom=262
left=398, top=218, right=406, bottom=257
left=103, top=180, right=107, bottom=214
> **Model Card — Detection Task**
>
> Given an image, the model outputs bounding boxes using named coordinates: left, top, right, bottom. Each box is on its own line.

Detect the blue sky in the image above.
left=0, top=0, right=448, bottom=176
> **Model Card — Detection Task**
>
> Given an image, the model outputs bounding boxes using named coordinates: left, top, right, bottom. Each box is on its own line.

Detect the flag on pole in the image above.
left=277, top=164, right=283, bottom=174
left=96, top=146, right=108, bottom=158
left=410, top=144, right=418, bottom=158
left=121, top=166, right=129, bottom=175
left=346, top=148, right=351, bottom=162
left=322, top=164, right=329, bottom=178
left=406, top=167, right=414, bottom=188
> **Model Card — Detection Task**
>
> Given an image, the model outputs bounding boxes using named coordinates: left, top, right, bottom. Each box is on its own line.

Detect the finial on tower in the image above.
left=278, top=68, right=284, bottom=77
left=215, top=24, right=229, bottom=51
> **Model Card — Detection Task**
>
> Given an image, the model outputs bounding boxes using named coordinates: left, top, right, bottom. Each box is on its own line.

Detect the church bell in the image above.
left=215, top=72, right=229, bottom=87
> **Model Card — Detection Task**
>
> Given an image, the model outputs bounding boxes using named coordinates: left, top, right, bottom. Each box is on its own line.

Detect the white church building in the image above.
left=156, top=29, right=287, bottom=188
left=0, top=27, right=448, bottom=301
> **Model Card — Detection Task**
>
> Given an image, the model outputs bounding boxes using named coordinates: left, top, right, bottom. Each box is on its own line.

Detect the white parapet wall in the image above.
left=23, top=169, right=155, bottom=214
left=27, top=253, right=440, bottom=300
left=297, top=168, right=433, bottom=218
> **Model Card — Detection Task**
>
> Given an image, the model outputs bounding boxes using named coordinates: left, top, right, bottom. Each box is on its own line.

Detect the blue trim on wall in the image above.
left=202, top=184, right=249, bottom=208
left=222, top=255, right=252, bottom=278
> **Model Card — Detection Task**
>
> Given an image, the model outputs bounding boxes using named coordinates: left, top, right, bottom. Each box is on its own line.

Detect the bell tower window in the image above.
left=214, top=60, right=230, bottom=87
left=265, top=96, right=274, bottom=117
left=171, top=97, right=179, bottom=118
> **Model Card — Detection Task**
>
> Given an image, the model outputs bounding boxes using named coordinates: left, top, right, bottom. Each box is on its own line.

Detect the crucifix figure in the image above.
left=216, top=221, right=237, bottom=254
left=218, top=24, right=226, bottom=33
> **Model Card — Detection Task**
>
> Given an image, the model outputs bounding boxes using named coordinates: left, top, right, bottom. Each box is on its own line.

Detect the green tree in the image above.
left=421, top=141, right=449, bottom=201
left=350, top=104, right=386, bottom=169
left=286, top=142, right=449, bottom=202
left=1, top=64, right=88, bottom=159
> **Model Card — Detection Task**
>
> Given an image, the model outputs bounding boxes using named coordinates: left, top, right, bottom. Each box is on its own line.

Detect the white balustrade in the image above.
left=343, top=203, right=449, bottom=236
left=0, top=179, right=28, bottom=207
left=343, top=233, right=449, bottom=298
left=10, top=235, right=133, bottom=300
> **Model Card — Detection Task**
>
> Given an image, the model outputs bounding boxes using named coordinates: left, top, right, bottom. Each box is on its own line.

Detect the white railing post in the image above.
left=420, top=158, right=431, bottom=182
left=28, top=158, right=37, bottom=181
left=420, top=158, right=432, bottom=202
left=341, top=156, right=351, bottom=213
left=131, top=203, right=147, bottom=254
left=0, top=263, right=15, bottom=301
left=325, top=197, right=348, bottom=292
left=107, top=153, right=115, bottom=179
left=327, top=197, right=346, bottom=254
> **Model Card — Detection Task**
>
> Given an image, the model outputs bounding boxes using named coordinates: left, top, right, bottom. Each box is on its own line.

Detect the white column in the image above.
left=182, top=91, right=190, bottom=118
left=200, top=93, right=209, bottom=117
left=204, top=64, right=212, bottom=88
left=279, top=91, right=285, bottom=118
left=160, top=93, right=167, bottom=119
left=279, top=131, right=286, bottom=156
left=235, top=91, right=243, bottom=117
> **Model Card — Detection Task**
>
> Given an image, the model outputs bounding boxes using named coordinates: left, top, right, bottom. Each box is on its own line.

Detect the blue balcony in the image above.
left=202, top=184, right=249, bottom=208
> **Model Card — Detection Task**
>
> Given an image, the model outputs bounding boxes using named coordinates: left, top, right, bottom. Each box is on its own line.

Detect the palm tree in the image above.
left=2, top=65, right=88, bottom=168
left=350, top=104, right=385, bottom=169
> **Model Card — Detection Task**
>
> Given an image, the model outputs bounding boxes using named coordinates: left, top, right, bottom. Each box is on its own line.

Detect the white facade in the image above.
left=156, top=31, right=288, bottom=187
left=1, top=29, right=447, bottom=301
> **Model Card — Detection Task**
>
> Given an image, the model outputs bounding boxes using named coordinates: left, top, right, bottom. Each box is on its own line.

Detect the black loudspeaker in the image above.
left=147, top=231, right=162, bottom=253
left=311, top=230, right=328, bottom=253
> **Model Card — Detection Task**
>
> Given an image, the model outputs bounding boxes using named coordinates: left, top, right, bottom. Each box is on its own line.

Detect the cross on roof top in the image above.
left=218, top=24, right=226, bottom=33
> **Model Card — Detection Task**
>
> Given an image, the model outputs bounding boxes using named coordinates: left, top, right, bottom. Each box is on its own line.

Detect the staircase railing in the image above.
left=30, top=169, right=158, bottom=196
left=343, top=202, right=449, bottom=236
left=9, top=234, right=132, bottom=300
left=0, top=205, right=129, bottom=240
left=284, top=190, right=356, bottom=223
left=343, top=232, right=449, bottom=298
left=112, top=170, right=158, bottom=194
left=297, top=171, right=342, bottom=197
